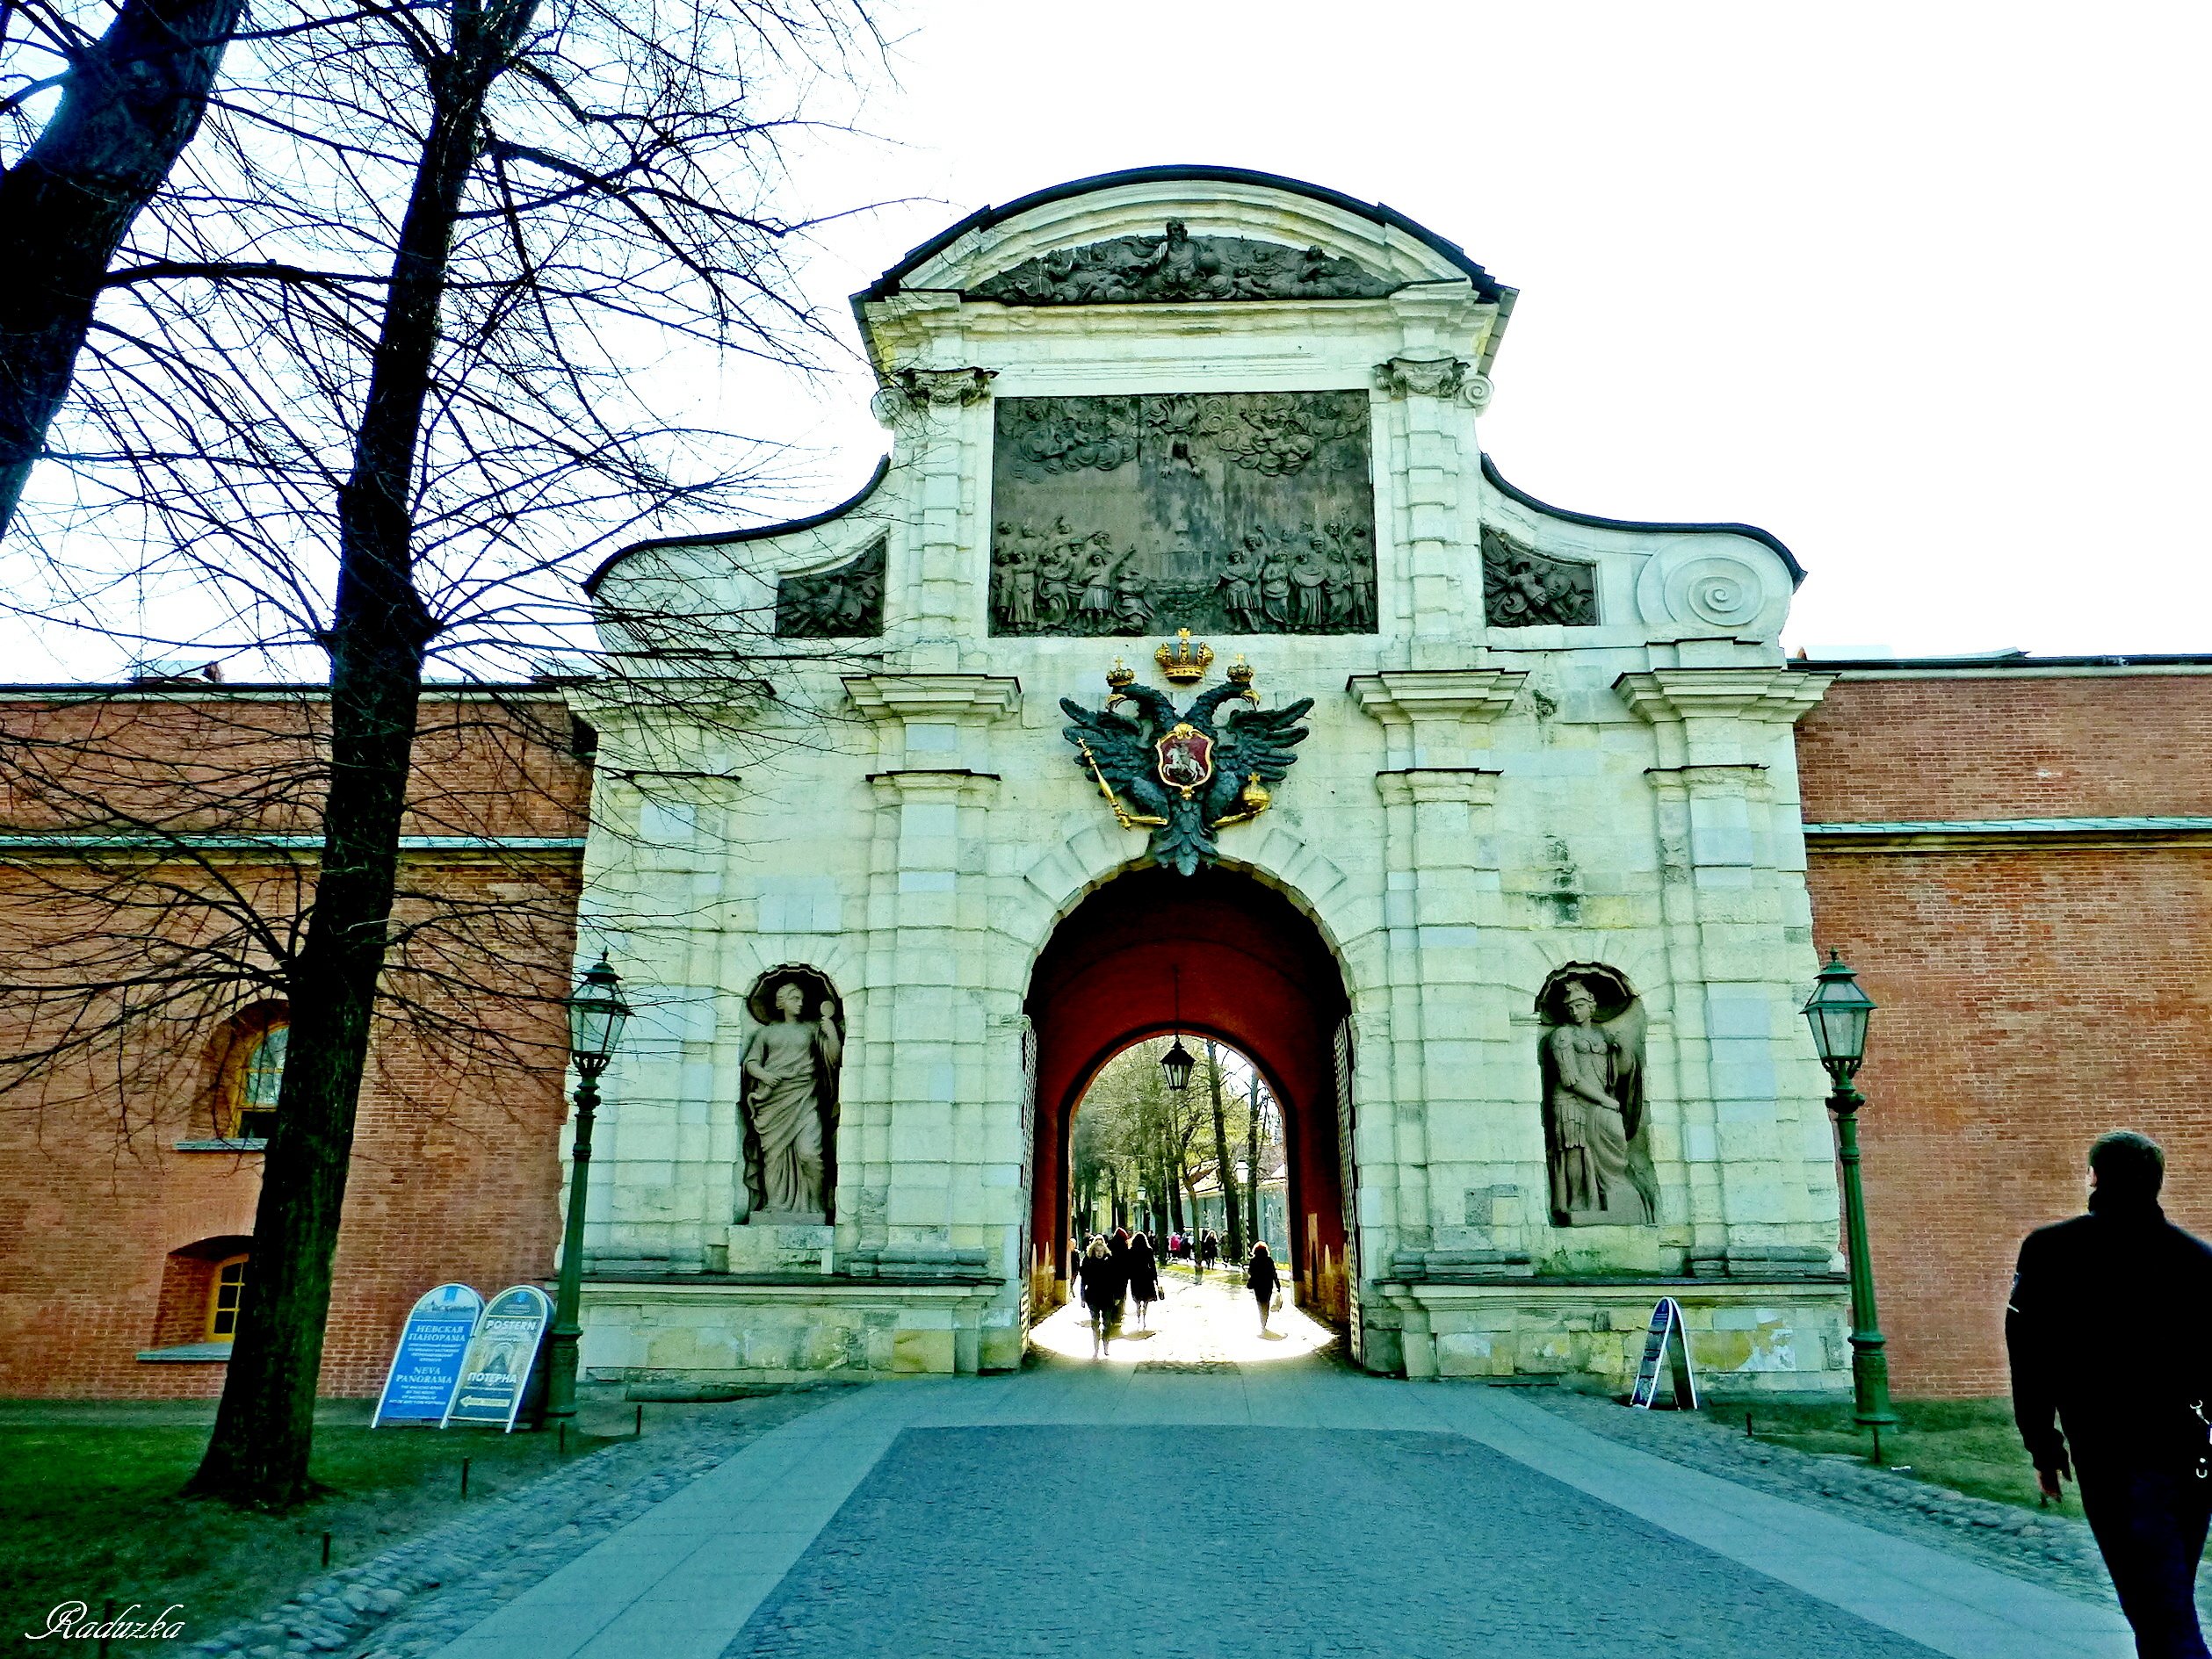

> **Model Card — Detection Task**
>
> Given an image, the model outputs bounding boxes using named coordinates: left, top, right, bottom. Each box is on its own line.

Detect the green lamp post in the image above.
left=1802, top=949, right=1898, bottom=1429
left=546, top=952, right=630, bottom=1427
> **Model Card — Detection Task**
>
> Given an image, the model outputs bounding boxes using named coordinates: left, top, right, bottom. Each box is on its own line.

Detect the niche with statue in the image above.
left=1536, top=963, right=1659, bottom=1226
left=738, top=965, right=844, bottom=1225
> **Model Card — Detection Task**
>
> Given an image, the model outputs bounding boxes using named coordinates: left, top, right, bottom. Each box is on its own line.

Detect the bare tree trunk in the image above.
left=187, top=3, right=536, bottom=1508
left=0, top=0, right=244, bottom=537
left=1205, top=1042, right=1244, bottom=1259
left=1246, top=1072, right=1261, bottom=1249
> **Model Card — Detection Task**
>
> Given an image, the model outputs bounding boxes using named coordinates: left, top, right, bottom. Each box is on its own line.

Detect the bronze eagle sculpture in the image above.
left=1059, top=676, right=1312, bottom=875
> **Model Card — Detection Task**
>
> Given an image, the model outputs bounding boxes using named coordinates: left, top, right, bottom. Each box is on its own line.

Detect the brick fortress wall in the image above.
left=1795, top=667, right=2212, bottom=1397
left=0, top=688, right=589, bottom=1397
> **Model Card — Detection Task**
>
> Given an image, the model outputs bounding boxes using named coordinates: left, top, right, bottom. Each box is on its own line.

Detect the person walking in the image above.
left=1247, top=1241, right=1280, bottom=1334
left=1201, top=1229, right=1218, bottom=1271
left=1127, top=1232, right=1161, bottom=1331
left=1079, top=1237, right=1125, bottom=1359
left=2009, top=1129, right=2212, bottom=1658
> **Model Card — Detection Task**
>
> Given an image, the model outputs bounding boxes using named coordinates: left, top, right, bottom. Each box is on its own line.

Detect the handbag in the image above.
left=1270, top=1288, right=1283, bottom=1312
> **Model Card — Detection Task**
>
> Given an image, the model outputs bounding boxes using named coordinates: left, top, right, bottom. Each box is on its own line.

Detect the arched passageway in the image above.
left=1026, top=866, right=1354, bottom=1329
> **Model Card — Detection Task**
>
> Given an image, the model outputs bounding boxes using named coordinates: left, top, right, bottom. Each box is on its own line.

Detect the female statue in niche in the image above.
left=1536, top=965, right=1658, bottom=1225
left=740, top=967, right=843, bottom=1223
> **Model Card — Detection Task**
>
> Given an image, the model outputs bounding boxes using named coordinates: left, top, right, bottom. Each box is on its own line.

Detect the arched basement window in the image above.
left=206, top=1254, right=249, bottom=1341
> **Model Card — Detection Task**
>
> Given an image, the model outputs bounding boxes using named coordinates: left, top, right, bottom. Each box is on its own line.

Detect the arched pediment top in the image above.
left=860, top=166, right=1512, bottom=314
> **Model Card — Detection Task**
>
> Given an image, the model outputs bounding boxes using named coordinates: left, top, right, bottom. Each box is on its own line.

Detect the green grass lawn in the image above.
left=1720, top=1396, right=2087, bottom=1521
left=0, top=1402, right=623, bottom=1646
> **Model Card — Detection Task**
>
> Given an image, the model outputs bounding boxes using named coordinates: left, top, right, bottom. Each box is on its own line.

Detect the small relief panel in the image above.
left=965, top=220, right=1393, bottom=306
left=989, top=391, right=1377, bottom=637
left=774, top=537, right=885, bottom=638
left=1482, top=528, right=1597, bottom=628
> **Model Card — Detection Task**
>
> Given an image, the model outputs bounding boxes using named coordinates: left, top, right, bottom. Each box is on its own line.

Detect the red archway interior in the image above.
left=1027, top=865, right=1351, bottom=1325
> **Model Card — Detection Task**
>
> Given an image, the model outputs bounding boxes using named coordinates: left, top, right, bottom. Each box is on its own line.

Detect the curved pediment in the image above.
left=865, top=164, right=1512, bottom=307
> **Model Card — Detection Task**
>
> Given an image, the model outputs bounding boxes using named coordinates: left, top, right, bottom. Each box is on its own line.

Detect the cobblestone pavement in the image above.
left=428, top=1280, right=2135, bottom=1659
left=1531, top=1389, right=2122, bottom=1605
left=178, top=1391, right=835, bottom=1659
left=726, top=1422, right=1934, bottom=1659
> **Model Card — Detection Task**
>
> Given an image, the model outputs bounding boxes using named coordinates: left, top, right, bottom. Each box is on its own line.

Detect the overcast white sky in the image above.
left=764, top=1, right=2212, bottom=659
left=12, top=3, right=2208, bottom=676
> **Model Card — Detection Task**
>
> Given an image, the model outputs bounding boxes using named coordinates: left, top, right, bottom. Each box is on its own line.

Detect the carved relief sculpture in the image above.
left=740, top=967, right=844, bottom=1223
left=1536, top=965, right=1658, bottom=1225
left=1060, top=653, right=1311, bottom=875
left=991, top=392, right=1376, bottom=637
left=967, top=221, right=1394, bottom=306
left=1481, top=529, right=1596, bottom=628
left=775, top=538, right=885, bottom=638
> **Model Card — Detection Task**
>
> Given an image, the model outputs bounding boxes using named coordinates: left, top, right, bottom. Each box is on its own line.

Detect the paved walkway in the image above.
left=430, top=1280, right=2132, bottom=1659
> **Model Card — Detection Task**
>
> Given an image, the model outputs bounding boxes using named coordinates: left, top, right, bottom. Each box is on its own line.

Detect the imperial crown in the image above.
left=1154, top=629, right=1214, bottom=684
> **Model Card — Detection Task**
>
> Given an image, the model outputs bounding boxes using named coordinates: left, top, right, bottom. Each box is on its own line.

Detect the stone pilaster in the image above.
left=1351, top=670, right=1523, bottom=1263
left=866, top=296, right=992, bottom=672
left=1616, top=667, right=1838, bottom=1270
left=1378, top=285, right=1494, bottom=664
left=846, top=674, right=1020, bottom=1273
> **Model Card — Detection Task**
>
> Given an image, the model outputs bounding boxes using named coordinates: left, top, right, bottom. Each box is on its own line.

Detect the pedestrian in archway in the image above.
left=1080, top=1237, right=1124, bottom=1359
left=2009, top=1130, right=2212, bottom=1658
left=1247, top=1241, right=1280, bottom=1334
left=1127, top=1232, right=1160, bottom=1331
left=1201, top=1229, right=1219, bottom=1271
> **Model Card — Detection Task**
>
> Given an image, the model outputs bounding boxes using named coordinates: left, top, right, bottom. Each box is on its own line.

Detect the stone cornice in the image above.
left=1804, top=816, right=2212, bottom=852
left=1347, top=669, right=1525, bottom=725
left=1613, top=667, right=1832, bottom=727
left=843, top=674, right=1021, bottom=724
left=1374, top=767, right=1502, bottom=807
left=866, top=768, right=1001, bottom=804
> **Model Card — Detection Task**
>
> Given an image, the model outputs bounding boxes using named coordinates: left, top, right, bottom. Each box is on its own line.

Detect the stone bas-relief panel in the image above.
left=1536, top=964, right=1658, bottom=1225
left=966, top=220, right=1393, bottom=306
left=775, top=538, right=885, bottom=638
left=989, top=392, right=1377, bottom=637
left=1482, top=528, right=1596, bottom=628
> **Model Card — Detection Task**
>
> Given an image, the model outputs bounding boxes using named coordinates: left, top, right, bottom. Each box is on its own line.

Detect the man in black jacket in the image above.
left=2008, top=1129, right=2212, bottom=1658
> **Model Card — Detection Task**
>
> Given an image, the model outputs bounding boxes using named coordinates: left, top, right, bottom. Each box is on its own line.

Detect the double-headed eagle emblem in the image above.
left=1060, top=647, right=1313, bottom=876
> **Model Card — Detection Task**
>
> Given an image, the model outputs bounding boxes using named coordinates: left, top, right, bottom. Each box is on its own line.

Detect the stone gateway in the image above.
left=570, top=166, right=1857, bottom=1396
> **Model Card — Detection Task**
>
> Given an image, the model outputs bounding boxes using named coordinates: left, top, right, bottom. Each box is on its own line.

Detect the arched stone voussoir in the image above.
left=1495, top=929, right=1673, bottom=1013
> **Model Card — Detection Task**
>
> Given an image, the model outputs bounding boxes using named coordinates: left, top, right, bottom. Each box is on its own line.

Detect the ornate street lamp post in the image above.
left=1802, top=949, right=1898, bottom=1429
left=546, top=953, right=631, bottom=1427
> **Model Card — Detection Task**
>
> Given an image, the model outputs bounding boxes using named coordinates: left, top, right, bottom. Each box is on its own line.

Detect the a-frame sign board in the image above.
left=1630, top=1295, right=1699, bottom=1410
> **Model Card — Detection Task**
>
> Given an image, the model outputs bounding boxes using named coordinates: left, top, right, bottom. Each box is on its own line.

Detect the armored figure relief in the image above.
left=1217, top=537, right=1263, bottom=631
left=1482, top=529, right=1597, bottom=628
left=774, top=538, right=886, bottom=638
left=1537, top=967, right=1657, bottom=1225
left=967, top=222, right=1394, bottom=307
left=741, top=970, right=843, bottom=1223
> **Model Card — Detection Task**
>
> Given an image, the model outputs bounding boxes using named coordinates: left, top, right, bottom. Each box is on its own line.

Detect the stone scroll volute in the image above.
left=739, top=965, right=844, bottom=1224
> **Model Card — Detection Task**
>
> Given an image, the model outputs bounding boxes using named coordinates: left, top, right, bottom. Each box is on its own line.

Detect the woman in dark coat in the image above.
left=1125, top=1233, right=1161, bottom=1330
left=1246, top=1241, right=1280, bottom=1334
left=1078, top=1237, right=1125, bottom=1358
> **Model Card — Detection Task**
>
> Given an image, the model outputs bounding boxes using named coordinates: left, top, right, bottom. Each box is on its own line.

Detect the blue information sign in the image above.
left=372, top=1283, right=484, bottom=1427
left=444, top=1285, right=553, bottom=1432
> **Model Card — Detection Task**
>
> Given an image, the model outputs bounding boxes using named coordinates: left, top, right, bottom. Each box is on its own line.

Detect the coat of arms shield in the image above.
left=1154, top=722, right=1214, bottom=796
